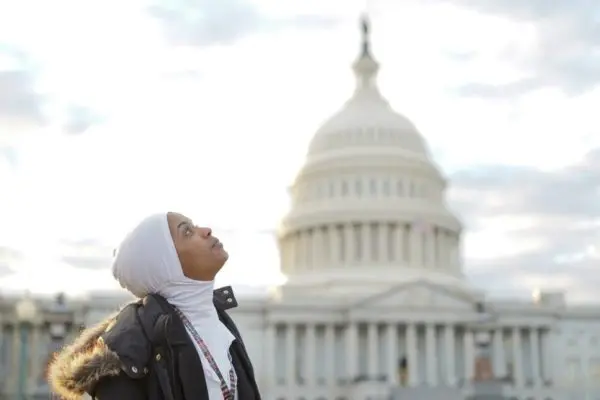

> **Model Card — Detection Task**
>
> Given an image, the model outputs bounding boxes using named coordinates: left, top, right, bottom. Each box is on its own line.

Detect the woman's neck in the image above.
left=160, top=279, right=217, bottom=320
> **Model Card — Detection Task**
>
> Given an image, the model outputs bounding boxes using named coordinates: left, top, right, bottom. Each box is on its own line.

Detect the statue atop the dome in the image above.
left=360, top=14, right=371, bottom=58
left=352, top=13, right=379, bottom=90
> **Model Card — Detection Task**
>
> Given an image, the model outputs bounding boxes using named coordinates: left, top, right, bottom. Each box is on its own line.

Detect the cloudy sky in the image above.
left=0, top=0, right=598, bottom=303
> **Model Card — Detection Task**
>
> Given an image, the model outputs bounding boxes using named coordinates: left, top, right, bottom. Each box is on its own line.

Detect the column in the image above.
left=297, top=231, right=305, bottom=269
left=319, top=227, right=328, bottom=264
left=426, top=323, right=437, bottom=385
left=421, top=231, right=429, bottom=265
left=437, top=230, right=446, bottom=268
left=367, top=323, right=378, bottom=378
left=433, top=229, right=440, bottom=268
left=288, top=237, right=296, bottom=270
left=329, top=225, right=339, bottom=265
left=9, top=324, right=20, bottom=389
left=393, top=223, right=403, bottom=263
left=493, top=327, right=506, bottom=378
left=324, top=324, right=336, bottom=385
left=287, top=237, right=295, bottom=270
left=464, top=329, right=474, bottom=382
left=427, top=229, right=436, bottom=267
left=346, top=322, right=358, bottom=380
left=29, top=324, right=41, bottom=389
left=444, top=324, right=455, bottom=385
left=279, top=237, right=288, bottom=270
left=387, top=223, right=395, bottom=262
left=406, top=323, right=418, bottom=386
left=378, top=224, right=387, bottom=263
left=265, top=322, right=276, bottom=388
left=305, top=230, right=313, bottom=267
left=409, top=225, right=421, bottom=266
left=530, top=327, right=540, bottom=386
left=311, top=228, right=321, bottom=270
left=362, top=224, right=371, bottom=262
left=344, top=224, right=353, bottom=264
left=285, top=323, right=296, bottom=386
left=386, top=323, right=398, bottom=385
left=289, top=234, right=297, bottom=272
left=449, top=234, right=460, bottom=271
left=542, top=328, right=555, bottom=384
left=511, top=326, right=523, bottom=386
left=305, top=231, right=312, bottom=269
left=305, top=324, right=316, bottom=386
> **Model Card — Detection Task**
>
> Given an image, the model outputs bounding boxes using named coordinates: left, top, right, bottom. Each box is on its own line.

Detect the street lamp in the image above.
left=474, top=331, right=491, bottom=349
left=44, top=325, right=69, bottom=400
left=49, top=293, right=69, bottom=340
left=15, top=296, right=38, bottom=400
left=49, top=322, right=67, bottom=341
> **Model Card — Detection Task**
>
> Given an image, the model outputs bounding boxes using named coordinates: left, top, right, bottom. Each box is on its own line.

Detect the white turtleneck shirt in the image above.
left=111, top=213, right=237, bottom=400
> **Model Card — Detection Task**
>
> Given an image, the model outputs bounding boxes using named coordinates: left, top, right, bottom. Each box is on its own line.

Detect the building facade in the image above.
left=223, top=17, right=600, bottom=400
left=0, top=294, right=87, bottom=399
left=1, top=16, right=599, bottom=400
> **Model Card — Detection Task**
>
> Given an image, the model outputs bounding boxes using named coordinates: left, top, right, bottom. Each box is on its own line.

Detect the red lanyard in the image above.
left=175, top=308, right=237, bottom=400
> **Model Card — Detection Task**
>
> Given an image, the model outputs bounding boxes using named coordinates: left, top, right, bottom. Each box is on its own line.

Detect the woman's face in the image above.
left=167, top=212, right=229, bottom=281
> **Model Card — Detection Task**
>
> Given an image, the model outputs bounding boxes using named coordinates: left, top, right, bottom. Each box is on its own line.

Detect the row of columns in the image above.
left=279, top=222, right=460, bottom=273
left=1, top=322, right=76, bottom=394
left=1, top=323, right=46, bottom=392
left=264, top=321, right=553, bottom=388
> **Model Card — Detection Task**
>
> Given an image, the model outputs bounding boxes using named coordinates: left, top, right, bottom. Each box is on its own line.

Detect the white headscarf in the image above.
left=112, top=212, right=183, bottom=299
left=112, top=212, right=235, bottom=381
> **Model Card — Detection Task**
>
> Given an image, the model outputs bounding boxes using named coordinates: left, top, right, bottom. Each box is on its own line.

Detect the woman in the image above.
left=48, top=212, right=261, bottom=400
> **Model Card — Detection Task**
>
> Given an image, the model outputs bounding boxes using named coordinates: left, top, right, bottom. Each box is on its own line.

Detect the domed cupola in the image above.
left=278, top=16, right=463, bottom=284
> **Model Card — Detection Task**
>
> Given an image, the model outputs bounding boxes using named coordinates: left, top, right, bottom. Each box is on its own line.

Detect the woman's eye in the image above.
left=185, top=227, right=193, bottom=236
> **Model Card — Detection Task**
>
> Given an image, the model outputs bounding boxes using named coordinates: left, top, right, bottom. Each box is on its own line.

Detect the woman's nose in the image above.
left=197, top=227, right=212, bottom=237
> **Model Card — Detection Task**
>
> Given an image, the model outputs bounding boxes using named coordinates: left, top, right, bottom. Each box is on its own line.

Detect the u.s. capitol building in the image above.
left=1, top=16, right=599, bottom=400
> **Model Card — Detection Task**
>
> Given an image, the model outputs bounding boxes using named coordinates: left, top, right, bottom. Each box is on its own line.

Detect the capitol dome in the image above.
left=278, top=17, right=463, bottom=289
left=307, top=24, right=430, bottom=159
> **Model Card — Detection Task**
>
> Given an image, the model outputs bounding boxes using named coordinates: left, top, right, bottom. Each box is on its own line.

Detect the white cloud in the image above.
left=0, top=0, right=598, bottom=301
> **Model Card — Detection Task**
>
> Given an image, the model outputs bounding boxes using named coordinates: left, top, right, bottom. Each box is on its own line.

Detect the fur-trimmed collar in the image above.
left=48, top=311, right=123, bottom=400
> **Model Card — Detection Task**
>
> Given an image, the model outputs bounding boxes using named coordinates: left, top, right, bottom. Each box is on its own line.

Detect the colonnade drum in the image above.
left=279, top=222, right=461, bottom=273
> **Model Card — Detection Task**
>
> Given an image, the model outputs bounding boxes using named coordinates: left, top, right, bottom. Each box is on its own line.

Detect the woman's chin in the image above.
left=215, top=247, right=229, bottom=263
